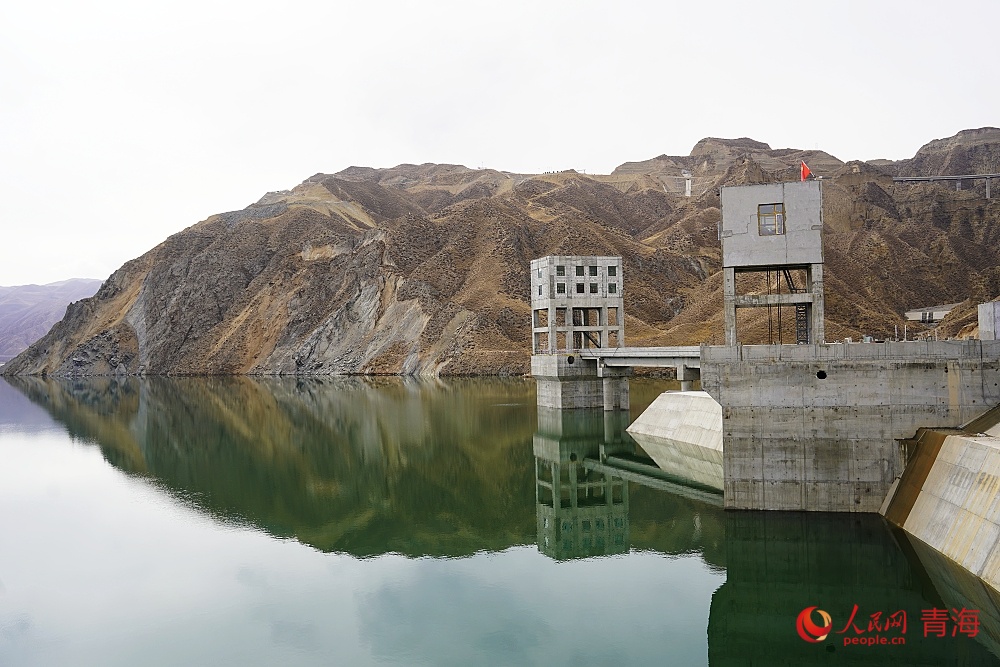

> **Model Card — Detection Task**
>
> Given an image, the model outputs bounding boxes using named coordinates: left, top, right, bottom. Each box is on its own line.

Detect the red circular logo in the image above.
left=797, top=606, right=833, bottom=642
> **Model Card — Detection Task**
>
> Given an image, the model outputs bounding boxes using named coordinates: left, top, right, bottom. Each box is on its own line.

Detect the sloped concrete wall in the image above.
left=626, top=390, right=723, bottom=491
left=882, top=406, right=1000, bottom=592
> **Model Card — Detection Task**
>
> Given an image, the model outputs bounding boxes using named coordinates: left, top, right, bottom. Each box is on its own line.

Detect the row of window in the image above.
left=538, top=284, right=620, bottom=296
left=553, top=265, right=618, bottom=277
left=553, top=282, right=618, bottom=294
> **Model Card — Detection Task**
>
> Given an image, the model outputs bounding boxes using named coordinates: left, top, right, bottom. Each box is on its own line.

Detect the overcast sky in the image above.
left=1, top=0, right=996, bottom=286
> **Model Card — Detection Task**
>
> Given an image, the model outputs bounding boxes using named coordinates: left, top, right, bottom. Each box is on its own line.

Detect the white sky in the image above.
left=1, top=0, right=996, bottom=286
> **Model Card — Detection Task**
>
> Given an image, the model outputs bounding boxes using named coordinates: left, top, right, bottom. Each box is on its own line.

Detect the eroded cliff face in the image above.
left=6, top=129, right=1000, bottom=376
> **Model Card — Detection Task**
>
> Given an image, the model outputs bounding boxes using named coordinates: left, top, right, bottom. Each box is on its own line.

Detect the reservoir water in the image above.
left=1, top=376, right=998, bottom=666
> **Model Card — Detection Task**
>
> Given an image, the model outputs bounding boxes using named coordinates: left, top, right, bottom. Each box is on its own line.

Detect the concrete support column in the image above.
left=723, top=267, right=737, bottom=346
left=601, top=367, right=630, bottom=411
left=533, top=355, right=605, bottom=409
left=677, top=364, right=699, bottom=392
left=809, top=263, right=825, bottom=344
left=547, top=307, right=556, bottom=353
left=981, top=302, right=999, bottom=340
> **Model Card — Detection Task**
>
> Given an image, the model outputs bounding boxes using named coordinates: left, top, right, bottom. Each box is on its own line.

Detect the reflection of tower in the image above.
left=533, top=407, right=630, bottom=560
left=535, top=459, right=628, bottom=560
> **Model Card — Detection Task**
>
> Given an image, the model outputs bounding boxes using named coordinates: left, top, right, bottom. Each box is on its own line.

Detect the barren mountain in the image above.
left=889, top=127, right=1000, bottom=178
left=0, top=279, right=102, bottom=363
left=5, top=129, right=1000, bottom=377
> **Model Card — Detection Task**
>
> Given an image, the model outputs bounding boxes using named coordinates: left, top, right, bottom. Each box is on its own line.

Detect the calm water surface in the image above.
left=0, top=376, right=998, bottom=666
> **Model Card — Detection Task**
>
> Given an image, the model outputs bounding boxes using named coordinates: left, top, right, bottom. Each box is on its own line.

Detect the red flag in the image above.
left=800, top=161, right=812, bottom=181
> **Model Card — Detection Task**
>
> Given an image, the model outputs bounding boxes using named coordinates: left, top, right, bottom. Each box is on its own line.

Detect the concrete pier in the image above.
left=532, top=354, right=631, bottom=411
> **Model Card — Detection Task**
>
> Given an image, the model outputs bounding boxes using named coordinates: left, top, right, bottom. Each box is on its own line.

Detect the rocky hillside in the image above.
left=5, top=128, right=1000, bottom=376
left=0, top=279, right=102, bottom=363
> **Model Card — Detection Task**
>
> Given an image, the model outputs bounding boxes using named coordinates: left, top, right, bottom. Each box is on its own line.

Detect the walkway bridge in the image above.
left=576, top=346, right=701, bottom=390
left=575, top=346, right=700, bottom=368
left=893, top=172, right=999, bottom=198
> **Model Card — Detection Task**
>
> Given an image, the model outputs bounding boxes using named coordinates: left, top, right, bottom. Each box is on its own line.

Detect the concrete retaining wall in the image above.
left=881, top=405, right=1000, bottom=592
left=701, top=340, right=1000, bottom=512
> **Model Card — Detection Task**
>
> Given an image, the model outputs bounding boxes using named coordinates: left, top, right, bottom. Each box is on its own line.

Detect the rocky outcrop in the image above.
left=5, top=129, right=1000, bottom=376
left=899, top=127, right=1000, bottom=177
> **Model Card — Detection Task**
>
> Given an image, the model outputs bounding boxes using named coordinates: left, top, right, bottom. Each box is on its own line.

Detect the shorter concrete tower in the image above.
left=530, top=255, right=624, bottom=353
left=530, top=255, right=629, bottom=410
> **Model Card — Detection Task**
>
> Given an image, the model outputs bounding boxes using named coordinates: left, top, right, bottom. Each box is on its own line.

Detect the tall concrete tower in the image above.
left=719, top=181, right=825, bottom=346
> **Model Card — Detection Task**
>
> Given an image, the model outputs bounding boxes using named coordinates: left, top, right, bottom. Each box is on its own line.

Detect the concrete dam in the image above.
left=529, top=181, right=1000, bottom=590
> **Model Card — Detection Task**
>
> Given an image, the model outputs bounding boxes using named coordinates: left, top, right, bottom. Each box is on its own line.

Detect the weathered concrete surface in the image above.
left=902, top=530, right=1000, bottom=659
left=983, top=301, right=1000, bottom=341
left=701, top=340, right=1000, bottom=512
left=720, top=181, right=823, bottom=268
left=532, top=354, right=603, bottom=410
left=531, top=354, right=629, bottom=410
left=626, top=390, right=723, bottom=491
left=882, top=405, right=1000, bottom=593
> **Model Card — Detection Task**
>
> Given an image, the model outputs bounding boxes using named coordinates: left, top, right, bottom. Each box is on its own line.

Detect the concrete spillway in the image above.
left=625, top=391, right=723, bottom=492
left=881, top=404, right=1000, bottom=593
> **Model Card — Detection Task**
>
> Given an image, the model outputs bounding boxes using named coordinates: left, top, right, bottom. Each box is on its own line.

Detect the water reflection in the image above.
left=4, top=376, right=1000, bottom=665
left=5, top=375, right=539, bottom=557
left=533, top=409, right=629, bottom=560
left=711, top=513, right=999, bottom=665
left=528, top=392, right=1000, bottom=663
left=532, top=403, right=728, bottom=565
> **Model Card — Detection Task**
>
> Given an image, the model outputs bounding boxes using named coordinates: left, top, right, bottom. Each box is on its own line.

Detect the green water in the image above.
left=0, top=376, right=997, bottom=666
